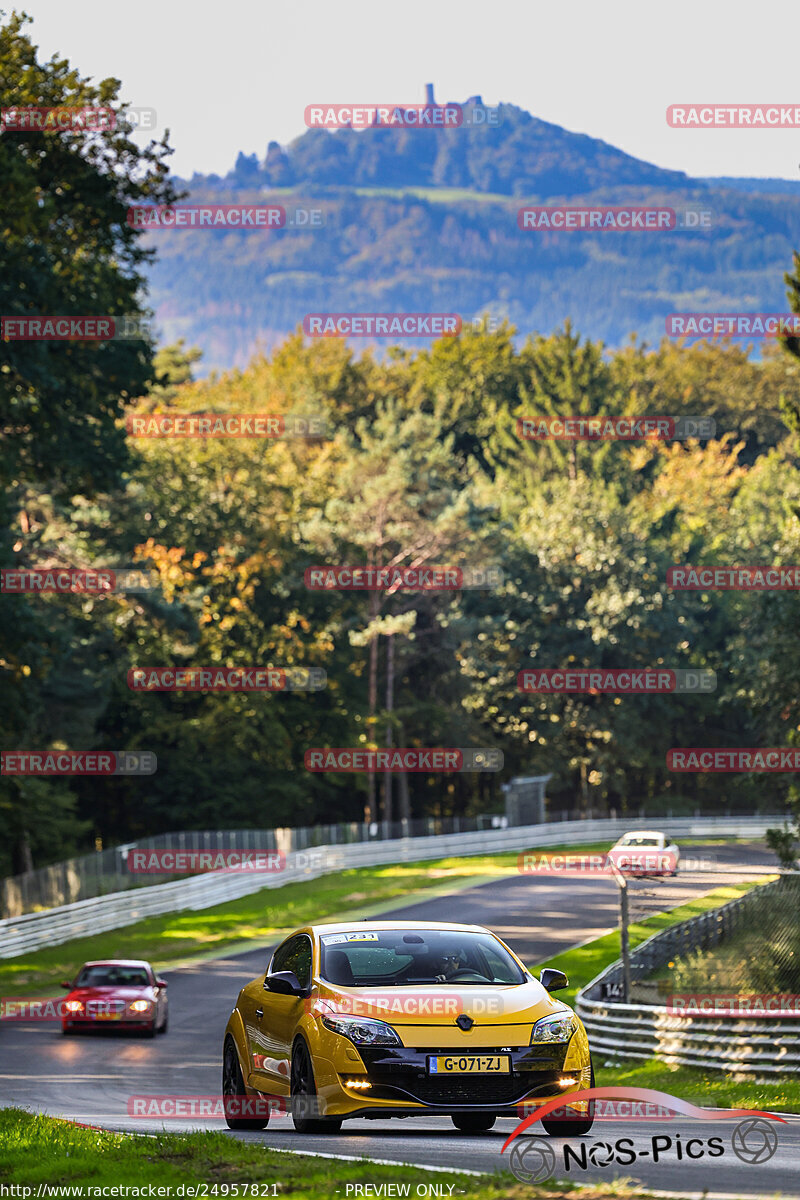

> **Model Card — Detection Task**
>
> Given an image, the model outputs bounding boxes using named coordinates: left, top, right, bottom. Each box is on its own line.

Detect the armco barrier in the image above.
left=576, top=876, right=800, bottom=1075
left=3, top=818, right=472, bottom=916
left=3, top=816, right=514, bottom=916
left=0, top=816, right=783, bottom=960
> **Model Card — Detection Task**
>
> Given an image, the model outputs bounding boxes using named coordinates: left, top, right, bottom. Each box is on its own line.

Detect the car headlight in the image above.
left=129, top=1000, right=152, bottom=1013
left=531, top=1013, right=577, bottom=1044
left=322, top=1015, right=402, bottom=1046
left=64, top=1000, right=84, bottom=1013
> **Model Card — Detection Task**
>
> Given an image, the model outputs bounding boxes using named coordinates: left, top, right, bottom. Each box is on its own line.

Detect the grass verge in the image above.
left=0, top=1107, right=665, bottom=1197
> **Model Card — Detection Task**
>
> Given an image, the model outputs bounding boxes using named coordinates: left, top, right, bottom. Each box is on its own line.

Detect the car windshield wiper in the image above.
left=403, top=977, right=500, bottom=985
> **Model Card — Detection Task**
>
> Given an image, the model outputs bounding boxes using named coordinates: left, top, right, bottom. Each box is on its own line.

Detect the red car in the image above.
left=60, top=959, right=168, bottom=1036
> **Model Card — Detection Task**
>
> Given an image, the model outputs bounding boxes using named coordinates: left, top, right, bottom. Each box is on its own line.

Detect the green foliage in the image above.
left=766, top=825, right=799, bottom=870
left=5, top=13, right=800, bottom=873
left=4, top=317, right=800, bottom=865
left=0, top=13, right=178, bottom=872
left=664, top=879, right=800, bottom=995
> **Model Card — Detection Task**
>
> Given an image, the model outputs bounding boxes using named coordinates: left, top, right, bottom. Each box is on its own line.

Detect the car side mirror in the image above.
left=540, top=968, right=569, bottom=992
left=155, top=979, right=168, bottom=988
left=264, top=970, right=305, bottom=996
left=60, top=981, right=72, bottom=989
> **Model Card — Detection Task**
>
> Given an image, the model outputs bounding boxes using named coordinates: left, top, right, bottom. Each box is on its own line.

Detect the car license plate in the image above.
left=94, top=1011, right=122, bottom=1020
left=428, top=1055, right=510, bottom=1075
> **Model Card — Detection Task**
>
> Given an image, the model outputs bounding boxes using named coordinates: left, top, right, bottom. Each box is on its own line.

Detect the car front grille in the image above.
left=86, top=1000, right=126, bottom=1014
left=398, top=1076, right=528, bottom=1106
left=365, top=1072, right=546, bottom=1107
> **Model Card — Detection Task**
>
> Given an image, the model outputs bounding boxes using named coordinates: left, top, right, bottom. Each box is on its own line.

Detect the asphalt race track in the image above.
left=3, top=842, right=798, bottom=1197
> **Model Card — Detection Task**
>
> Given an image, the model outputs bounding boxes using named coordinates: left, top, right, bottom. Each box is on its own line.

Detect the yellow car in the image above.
left=222, top=920, right=594, bottom=1135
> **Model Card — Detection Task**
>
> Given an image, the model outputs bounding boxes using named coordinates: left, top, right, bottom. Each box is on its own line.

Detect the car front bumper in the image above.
left=316, top=1040, right=591, bottom=1118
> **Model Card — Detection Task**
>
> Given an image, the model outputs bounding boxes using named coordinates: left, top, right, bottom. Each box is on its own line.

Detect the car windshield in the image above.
left=75, top=966, right=150, bottom=987
left=619, top=836, right=661, bottom=847
left=319, top=930, right=526, bottom=987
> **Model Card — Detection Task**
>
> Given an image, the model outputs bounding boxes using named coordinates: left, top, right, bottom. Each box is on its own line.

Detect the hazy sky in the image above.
left=17, top=0, right=800, bottom=181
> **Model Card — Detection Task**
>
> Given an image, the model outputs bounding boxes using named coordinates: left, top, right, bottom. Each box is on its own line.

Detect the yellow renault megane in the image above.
left=222, top=920, right=594, bottom=1135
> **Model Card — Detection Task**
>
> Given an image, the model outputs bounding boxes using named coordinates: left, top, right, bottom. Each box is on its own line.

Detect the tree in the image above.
left=299, top=401, right=485, bottom=824
left=0, top=11, right=178, bottom=869
left=516, top=323, right=619, bottom=484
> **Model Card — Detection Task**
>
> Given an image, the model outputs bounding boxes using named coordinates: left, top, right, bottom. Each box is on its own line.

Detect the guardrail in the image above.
left=2, top=816, right=510, bottom=917
left=0, top=815, right=782, bottom=960
left=576, top=876, right=800, bottom=1075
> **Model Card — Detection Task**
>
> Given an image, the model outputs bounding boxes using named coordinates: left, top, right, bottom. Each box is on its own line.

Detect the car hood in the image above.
left=313, top=978, right=567, bottom=1026
left=68, top=986, right=156, bottom=1002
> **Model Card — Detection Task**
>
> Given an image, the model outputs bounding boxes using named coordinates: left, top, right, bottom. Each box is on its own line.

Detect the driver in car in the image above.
left=433, top=950, right=466, bottom=982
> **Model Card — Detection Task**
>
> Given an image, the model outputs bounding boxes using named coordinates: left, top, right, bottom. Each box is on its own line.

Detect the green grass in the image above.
left=645, top=926, right=761, bottom=986
left=0, top=843, right=611, bottom=998
left=0, top=1108, right=664, bottom=1197
left=586, top=1057, right=800, bottom=1113
left=352, top=185, right=512, bottom=204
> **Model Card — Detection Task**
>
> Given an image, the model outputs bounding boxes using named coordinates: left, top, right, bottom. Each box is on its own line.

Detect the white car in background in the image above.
left=607, top=830, right=679, bottom=877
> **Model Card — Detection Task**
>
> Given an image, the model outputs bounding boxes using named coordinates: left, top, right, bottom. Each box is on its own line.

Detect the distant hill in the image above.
left=198, top=102, right=692, bottom=197
left=698, top=177, right=800, bottom=196
left=142, top=92, right=800, bottom=372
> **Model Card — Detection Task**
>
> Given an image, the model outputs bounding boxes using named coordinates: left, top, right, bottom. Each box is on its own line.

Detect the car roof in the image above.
left=80, top=959, right=152, bottom=968
left=620, top=830, right=664, bottom=838
left=298, top=921, right=492, bottom=937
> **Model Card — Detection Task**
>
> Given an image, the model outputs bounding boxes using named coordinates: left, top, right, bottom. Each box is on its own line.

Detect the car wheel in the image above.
left=451, top=1113, right=496, bottom=1133
left=291, top=1039, right=342, bottom=1134
left=62, top=1023, right=75, bottom=1035
left=222, top=1037, right=269, bottom=1130
left=142, top=1021, right=156, bottom=1038
left=157, top=1011, right=168, bottom=1034
left=541, top=1059, right=595, bottom=1138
